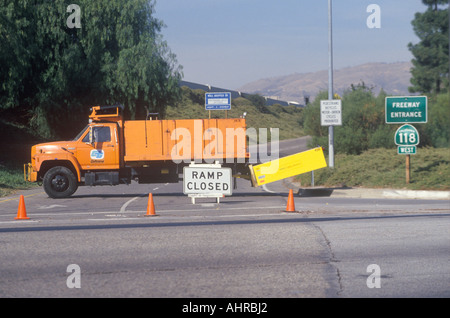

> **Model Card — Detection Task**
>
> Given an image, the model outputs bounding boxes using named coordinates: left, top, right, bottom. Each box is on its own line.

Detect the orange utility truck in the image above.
left=25, top=105, right=250, bottom=198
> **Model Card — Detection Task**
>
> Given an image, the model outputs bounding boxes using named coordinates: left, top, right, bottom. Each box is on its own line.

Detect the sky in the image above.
left=154, top=0, right=428, bottom=90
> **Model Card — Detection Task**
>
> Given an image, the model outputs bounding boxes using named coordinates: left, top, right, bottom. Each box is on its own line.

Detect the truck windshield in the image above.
left=73, top=125, right=89, bottom=141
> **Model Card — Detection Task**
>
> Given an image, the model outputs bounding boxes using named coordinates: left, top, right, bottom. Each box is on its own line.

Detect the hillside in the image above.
left=166, top=86, right=305, bottom=142
left=238, top=62, right=413, bottom=104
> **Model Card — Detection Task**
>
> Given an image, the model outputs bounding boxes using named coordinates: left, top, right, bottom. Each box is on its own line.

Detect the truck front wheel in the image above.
left=43, top=166, right=78, bottom=198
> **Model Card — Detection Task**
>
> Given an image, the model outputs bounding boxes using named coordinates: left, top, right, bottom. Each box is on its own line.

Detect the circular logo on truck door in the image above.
left=90, top=149, right=105, bottom=160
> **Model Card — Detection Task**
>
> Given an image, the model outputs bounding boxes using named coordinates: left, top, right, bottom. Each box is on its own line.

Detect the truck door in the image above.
left=77, top=124, right=119, bottom=170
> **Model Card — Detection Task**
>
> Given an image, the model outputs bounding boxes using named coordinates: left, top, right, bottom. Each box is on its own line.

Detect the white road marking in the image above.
left=88, top=217, right=143, bottom=221
left=1, top=205, right=285, bottom=219
left=119, top=196, right=140, bottom=213
left=262, top=184, right=276, bottom=193
left=87, top=212, right=287, bottom=222
left=128, top=205, right=285, bottom=214
left=38, top=204, right=67, bottom=210
left=0, top=220, right=39, bottom=224
left=118, top=183, right=166, bottom=213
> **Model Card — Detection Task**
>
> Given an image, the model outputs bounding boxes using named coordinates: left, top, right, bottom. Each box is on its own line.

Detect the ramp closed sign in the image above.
left=183, top=166, right=232, bottom=196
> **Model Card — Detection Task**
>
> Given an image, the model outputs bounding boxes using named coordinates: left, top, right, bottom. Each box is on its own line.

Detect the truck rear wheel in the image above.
left=43, top=166, right=78, bottom=198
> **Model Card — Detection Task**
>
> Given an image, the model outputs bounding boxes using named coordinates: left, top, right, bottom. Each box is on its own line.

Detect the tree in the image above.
left=408, top=0, right=449, bottom=94
left=425, top=93, right=450, bottom=147
left=0, top=0, right=182, bottom=139
left=303, top=84, right=396, bottom=155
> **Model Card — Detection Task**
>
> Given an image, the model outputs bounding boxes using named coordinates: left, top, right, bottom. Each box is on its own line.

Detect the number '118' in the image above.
left=398, top=133, right=416, bottom=144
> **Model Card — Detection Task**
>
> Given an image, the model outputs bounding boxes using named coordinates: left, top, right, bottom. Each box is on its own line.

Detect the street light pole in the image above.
left=328, top=0, right=335, bottom=168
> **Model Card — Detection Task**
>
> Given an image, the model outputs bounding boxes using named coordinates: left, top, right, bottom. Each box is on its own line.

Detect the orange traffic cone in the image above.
left=285, top=189, right=296, bottom=212
left=15, top=195, right=30, bottom=220
left=145, top=193, right=157, bottom=216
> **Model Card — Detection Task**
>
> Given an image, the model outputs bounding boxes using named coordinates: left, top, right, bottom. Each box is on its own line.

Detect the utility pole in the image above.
left=328, top=0, right=335, bottom=168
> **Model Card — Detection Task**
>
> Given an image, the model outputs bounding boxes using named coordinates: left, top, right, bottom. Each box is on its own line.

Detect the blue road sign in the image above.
left=205, top=92, right=231, bottom=110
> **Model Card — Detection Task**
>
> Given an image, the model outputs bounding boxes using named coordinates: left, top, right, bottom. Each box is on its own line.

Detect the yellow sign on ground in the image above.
left=251, top=147, right=327, bottom=186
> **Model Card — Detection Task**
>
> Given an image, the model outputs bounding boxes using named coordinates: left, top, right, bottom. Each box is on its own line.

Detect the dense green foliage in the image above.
left=408, top=0, right=449, bottom=94
left=0, top=0, right=182, bottom=139
left=303, top=84, right=450, bottom=155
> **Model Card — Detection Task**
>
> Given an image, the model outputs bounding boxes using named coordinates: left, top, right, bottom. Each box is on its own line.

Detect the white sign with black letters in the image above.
left=183, top=165, right=232, bottom=196
left=321, top=100, right=342, bottom=126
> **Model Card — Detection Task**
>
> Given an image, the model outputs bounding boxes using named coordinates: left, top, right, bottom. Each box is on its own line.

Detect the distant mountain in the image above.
left=238, top=62, right=413, bottom=104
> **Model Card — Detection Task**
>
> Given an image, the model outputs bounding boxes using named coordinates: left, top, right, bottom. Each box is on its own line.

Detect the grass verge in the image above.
left=0, top=119, right=43, bottom=197
left=294, top=147, right=450, bottom=190
left=0, top=163, right=39, bottom=197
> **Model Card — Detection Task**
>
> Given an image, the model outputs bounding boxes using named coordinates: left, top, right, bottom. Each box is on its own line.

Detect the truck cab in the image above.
left=76, top=124, right=120, bottom=170
left=25, top=106, right=125, bottom=198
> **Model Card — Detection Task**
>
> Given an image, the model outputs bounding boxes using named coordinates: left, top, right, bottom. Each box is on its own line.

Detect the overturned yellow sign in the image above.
left=251, top=147, right=327, bottom=186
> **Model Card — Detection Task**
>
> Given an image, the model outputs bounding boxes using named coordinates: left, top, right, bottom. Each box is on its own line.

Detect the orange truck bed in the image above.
left=123, top=118, right=249, bottom=162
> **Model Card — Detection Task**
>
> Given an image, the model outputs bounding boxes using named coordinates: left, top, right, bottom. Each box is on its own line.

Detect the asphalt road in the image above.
left=0, top=137, right=449, bottom=300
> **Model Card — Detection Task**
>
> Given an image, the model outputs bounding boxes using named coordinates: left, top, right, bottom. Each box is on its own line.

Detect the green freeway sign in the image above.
left=385, top=96, right=427, bottom=124
left=395, top=124, right=419, bottom=146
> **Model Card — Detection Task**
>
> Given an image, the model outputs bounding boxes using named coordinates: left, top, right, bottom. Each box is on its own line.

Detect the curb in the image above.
left=382, top=189, right=450, bottom=200
left=286, top=180, right=450, bottom=201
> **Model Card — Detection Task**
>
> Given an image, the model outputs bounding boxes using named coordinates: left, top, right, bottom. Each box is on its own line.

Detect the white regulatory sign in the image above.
left=320, top=100, right=342, bottom=126
left=183, top=166, right=232, bottom=196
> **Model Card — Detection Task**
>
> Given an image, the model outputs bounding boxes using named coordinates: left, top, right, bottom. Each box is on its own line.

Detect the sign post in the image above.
left=327, top=0, right=335, bottom=168
left=320, top=99, right=342, bottom=169
left=394, top=124, right=419, bottom=184
left=386, top=96, right=427, bottom=185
